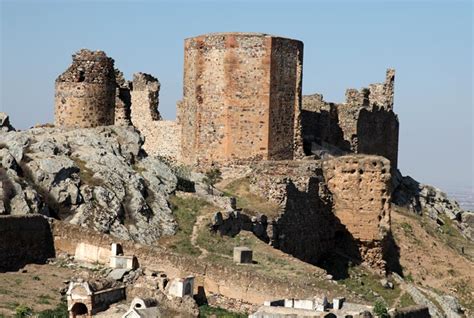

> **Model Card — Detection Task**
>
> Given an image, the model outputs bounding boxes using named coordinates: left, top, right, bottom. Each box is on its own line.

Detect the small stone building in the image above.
left=179, top=32, right=304, bottom=165
left=66, top=280, right=126, bottom=318
left=55, top=49, right=116, bottom=128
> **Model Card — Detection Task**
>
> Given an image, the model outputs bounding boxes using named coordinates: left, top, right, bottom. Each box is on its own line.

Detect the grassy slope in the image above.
left=391, top=205, right=474, bottom=313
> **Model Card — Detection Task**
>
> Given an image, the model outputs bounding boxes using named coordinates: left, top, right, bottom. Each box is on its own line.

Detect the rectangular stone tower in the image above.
left=179, top=32, right=303, bottom=165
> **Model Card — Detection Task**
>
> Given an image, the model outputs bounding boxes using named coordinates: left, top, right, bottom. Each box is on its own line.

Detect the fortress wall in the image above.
left=114, top=70, right=132, bottom=126
left=268, top=37, right=304, bottom=159
left=0, top=215, right=55, bottom=271
left=130, top=73, right=181, bottom=160
left=301, top=69, right=399, bottom=169
left=249, top=156, right=391, bottom=273
left=54, top=49, right=116, bottom=128
left=250, top=161, right=336, bottom=264
left=322, top=155, right=391, bottom=272
left=180, top=33, right=303, bottom=165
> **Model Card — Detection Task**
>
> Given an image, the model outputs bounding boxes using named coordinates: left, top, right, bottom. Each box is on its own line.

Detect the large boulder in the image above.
left=0, top=125, right=179, bottom=244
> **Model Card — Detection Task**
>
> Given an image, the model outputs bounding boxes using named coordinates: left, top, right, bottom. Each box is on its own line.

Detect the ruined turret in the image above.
left=54, top=49, right=116, bottom=128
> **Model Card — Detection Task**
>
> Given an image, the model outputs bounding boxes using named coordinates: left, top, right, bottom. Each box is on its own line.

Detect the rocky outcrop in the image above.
left=0, top=112, right=15, bottom=132
left=0, top=125, right=178, bottom=244
left=392, top=171, right=473, bottom=241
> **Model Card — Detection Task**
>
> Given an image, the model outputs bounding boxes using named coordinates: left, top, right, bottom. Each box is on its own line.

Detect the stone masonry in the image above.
left=55, top=49, right=116, bottom=128
left=322, top=155, right=392, bottom=272
left=302, top=69, right=399, bottom=170
left=179, top=32, right=304, bottom=165
left=249, top=155, right=392, bottom=273
left=130, top=73, right=181, bottom=159
left=114, top=69, right=132, bottom=126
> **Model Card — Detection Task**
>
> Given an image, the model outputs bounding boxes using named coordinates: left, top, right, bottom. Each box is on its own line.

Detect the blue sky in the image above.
left=0, top=0, right=472, bottom=191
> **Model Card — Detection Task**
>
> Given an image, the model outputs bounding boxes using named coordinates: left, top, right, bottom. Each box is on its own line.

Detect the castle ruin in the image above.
left=52, top=32, right=400, bottom=273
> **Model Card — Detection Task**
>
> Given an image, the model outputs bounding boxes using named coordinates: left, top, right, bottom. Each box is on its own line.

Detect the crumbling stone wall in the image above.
left=180, top=32, right=303, bottom=165
left=0, top=215, right=55, bottom=271
left=248, top=156, right=391, bottom=273
left=322, top=155, right=391, bottom=272
left=302, top=69, right=399, bottom=169
left=55, top=49, right=116, bottom=128
left=130, top=73, right=181, bottom=160
left=114, top=69, right=132, bottom=126
left=250, top=161, right=336, bottom=264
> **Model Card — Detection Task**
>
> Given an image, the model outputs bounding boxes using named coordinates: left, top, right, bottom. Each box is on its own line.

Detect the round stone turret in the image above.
left=54, top=49, right=116, bottom=128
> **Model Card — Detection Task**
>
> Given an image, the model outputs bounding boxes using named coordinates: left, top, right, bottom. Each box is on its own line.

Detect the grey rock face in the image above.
left=0, top=112, right=15, bottom=132
left=0, top=124, right=178, bottom=243
left=392, top=170, right=473, bottom=241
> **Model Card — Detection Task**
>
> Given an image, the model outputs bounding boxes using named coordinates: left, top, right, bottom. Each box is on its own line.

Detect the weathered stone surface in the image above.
left=302, top=69, right=399, bottom=170
left=55, top=49, right=116, bottom=128
left=392, top=170, right=473, bottom=241
left=0, top=215, right=55, bottom=271
left=130, top=73, right=181, bottom=160
left=322, top=155, right=391, bottom=272
left=0, top=125, right=178, bottom=243
left=0, top=112, right=15, bottom=132
left=179, top=32, right=303, bottom=165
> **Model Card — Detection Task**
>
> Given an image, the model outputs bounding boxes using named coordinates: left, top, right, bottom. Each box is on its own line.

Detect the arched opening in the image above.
left=71, top=302, right=88, bottom=317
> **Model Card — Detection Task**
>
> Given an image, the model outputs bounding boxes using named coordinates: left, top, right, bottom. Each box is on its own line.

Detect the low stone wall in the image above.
left=0, top=215, right=55, bottom=271
left=51, top=220, right=335, bottom=305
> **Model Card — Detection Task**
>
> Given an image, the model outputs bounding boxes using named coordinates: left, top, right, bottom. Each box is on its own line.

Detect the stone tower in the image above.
left=55, top=49, right=116, bottom=128
left=179, top=32, right=304, bottom=165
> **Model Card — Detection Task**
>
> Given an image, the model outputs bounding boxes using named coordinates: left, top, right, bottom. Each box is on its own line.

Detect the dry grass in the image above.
left=220, top=177, right=281, bottom=217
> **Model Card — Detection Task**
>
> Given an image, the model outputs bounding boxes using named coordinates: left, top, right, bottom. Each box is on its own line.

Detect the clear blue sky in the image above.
left=1, top=0, right=472, bottom=191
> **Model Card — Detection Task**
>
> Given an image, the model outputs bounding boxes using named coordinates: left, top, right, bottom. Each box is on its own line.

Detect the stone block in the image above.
left=233, top=246, right=253, bottom=264
left=110, top=255, right=137, bottom=270
left=333, top=297, right=345, bottom=310
left=167, top=276, right=195, bottom=298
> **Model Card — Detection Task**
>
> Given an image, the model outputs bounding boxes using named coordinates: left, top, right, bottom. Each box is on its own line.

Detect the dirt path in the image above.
left=191, top=214, right=210, bottom=259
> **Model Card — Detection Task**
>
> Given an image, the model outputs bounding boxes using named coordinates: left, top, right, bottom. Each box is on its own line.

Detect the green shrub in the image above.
left=203, top=168, right=222, bottom=194
left=14, top=305, right=32, bottom=318
left=373, top=299, right=389, bottom=318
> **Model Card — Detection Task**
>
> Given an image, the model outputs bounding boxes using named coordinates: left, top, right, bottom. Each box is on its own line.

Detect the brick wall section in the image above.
left=55, top=49, right=116, bottom=128
left=130, top=73, right=181, bottom=160
left=322, top=155, right=391, bottom=272
left=0, top=215, right=55, bottom=271
left=302, top=69, right=399, bottom=169
left=180, top=33, right=303, bottom=165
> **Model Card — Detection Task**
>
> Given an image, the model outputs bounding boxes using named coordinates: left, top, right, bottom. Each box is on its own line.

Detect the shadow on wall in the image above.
left=301, top=107, right=350, bottom=155
left=271, top=178, right=336, bottom=264
left=357, top=107, right=399, bottom=170
left=0, top=215, right=55, bottom=272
